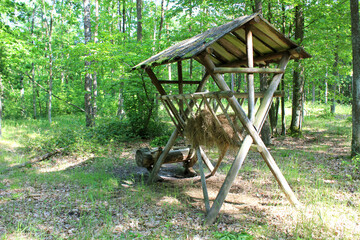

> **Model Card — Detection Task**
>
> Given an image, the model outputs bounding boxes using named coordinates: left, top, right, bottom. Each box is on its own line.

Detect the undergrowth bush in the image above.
left=19, top=115, right=171, bottom=155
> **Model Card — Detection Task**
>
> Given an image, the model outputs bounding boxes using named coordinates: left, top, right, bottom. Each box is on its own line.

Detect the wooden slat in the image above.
left=236, top=28, right=273, bottom=55
left=252, top=21, right=292, bottom=49
left=250, top=25, right=284, bottom=50
left=222, top=34, right=247, bottom=54
left=210, top=42, right=238, bottom=62
left=217, top=38, right=245, bottom=58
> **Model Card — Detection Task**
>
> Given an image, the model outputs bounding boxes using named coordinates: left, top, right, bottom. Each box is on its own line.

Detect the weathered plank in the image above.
left=210, top=42, right=238, bottom=62
left=217, top=38, right=245, bottom=58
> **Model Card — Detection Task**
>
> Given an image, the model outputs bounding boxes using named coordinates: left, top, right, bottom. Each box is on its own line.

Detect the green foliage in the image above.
left=213, top=231, right=253, bottom=240
left=150, top=135, right=170, bottom=147
left=342, top=154, right=360, bottom=179
left=0, top=0, right=355, bottom=141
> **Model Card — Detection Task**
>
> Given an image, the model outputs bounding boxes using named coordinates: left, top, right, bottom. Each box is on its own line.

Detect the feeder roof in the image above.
left=132, top=13, right=311, bottom=70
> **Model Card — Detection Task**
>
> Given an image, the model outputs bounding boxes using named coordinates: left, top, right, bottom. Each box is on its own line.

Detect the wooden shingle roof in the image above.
left=132, top=13, right=311, bottom=70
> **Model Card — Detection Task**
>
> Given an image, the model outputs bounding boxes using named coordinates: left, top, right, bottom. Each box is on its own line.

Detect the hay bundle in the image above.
left=184, top=109, right=242, bottom=150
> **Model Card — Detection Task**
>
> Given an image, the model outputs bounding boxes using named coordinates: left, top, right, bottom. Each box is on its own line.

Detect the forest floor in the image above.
left=0, top=105, right=359, bottom=239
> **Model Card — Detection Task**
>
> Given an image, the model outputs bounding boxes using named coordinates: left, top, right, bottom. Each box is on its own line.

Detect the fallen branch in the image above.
left=2, top=147, right=67, bottom=173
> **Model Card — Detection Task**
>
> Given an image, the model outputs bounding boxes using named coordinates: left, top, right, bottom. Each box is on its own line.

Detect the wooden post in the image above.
left=196, top=147, right=210, bottom=212
left=246, top=26, right=255, bottom=122
left=201, top=53, right=299, bottom=225
left=178, top=61, right=184, bottom=114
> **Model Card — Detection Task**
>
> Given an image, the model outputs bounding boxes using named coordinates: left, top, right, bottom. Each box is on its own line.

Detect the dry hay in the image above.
left=184, top=109, right=243, bottom=150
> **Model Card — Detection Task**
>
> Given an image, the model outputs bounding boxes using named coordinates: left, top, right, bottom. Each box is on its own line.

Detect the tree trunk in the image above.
left=0, top=74, right=3, bottom=138
left=93, top=0, right=99, bottom=119
left=48, top=0, right=55, bottom=124
left=351, top=0, right=360, bottom=156
left=83, top=0, right=94, bottom=127
left=290, top=4, right=305, bottom=133
left=122, top=0, right=126, bottom=34
left=117, top=0, right=122, bottom=32
left=325, top=77, right=328, bottom=104
left=136, top=0, right=143, bottom=42
left=312, top=81, right=315, bottom=103
left=331, top=51, right=339, bottom=114
left=269, top=98, right=279, bottom=135
left=20, top=76, right=25, bottom=117
left=31, top=6, right=37, bottom=119
left=254, top=0, right=262, bottom=14
left=117, top=82, right=124, bottom=119
left=158, top=0, right=165, bottom=39
left=168, top=63, right=172, bottom=80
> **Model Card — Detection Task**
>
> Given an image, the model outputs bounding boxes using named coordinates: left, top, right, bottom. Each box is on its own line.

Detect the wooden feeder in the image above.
left=132, top=13, right=311, bottom=225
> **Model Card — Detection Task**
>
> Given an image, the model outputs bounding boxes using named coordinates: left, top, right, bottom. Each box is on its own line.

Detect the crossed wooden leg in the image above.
left=198, top=53, right=300, bottom=225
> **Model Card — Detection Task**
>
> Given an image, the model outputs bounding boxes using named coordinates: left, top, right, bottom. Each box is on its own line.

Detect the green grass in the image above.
left=0, top=103, right=359, bottom=239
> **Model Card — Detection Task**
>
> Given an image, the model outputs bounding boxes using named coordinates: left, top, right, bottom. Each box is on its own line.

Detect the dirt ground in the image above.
left=1, top=126, right=359, bottom=239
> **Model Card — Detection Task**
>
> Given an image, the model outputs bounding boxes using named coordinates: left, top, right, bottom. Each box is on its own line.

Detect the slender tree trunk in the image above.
left=230, top=74, right=235, bottom=91
left=31, top=6, right=37, bottom=119
left=325, top=72, right=328, bottom=104
left=117, top=0, right=122, bottom=32
left=122, top=0, right=126, bottom=34
left=331, top=51, right=339, bottom=114
left=290, top=4, right=305, bottom=133
left=136, top=0, right=143, bottom=42
left=0, top=74, right=3, bottom=138
left=158, top=0, right=165, bottom=39
left=48, top=0, right=55, bottom=124
left=117, top=82, right=124, bottom=119
left=269, top=98, right=279, bottom=135
left=351, top=0, right=360, bottom=156
left=83, top=0, right=94, bottom=127
left=168, top=63, right=172, bottom=80
left=312, top=81, right=316, bottom=103
left=254, top=0, right=262, bottom=14
left=20, top=76, right=25, bottom=117
left=93, top=0, right=99, bottom=119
